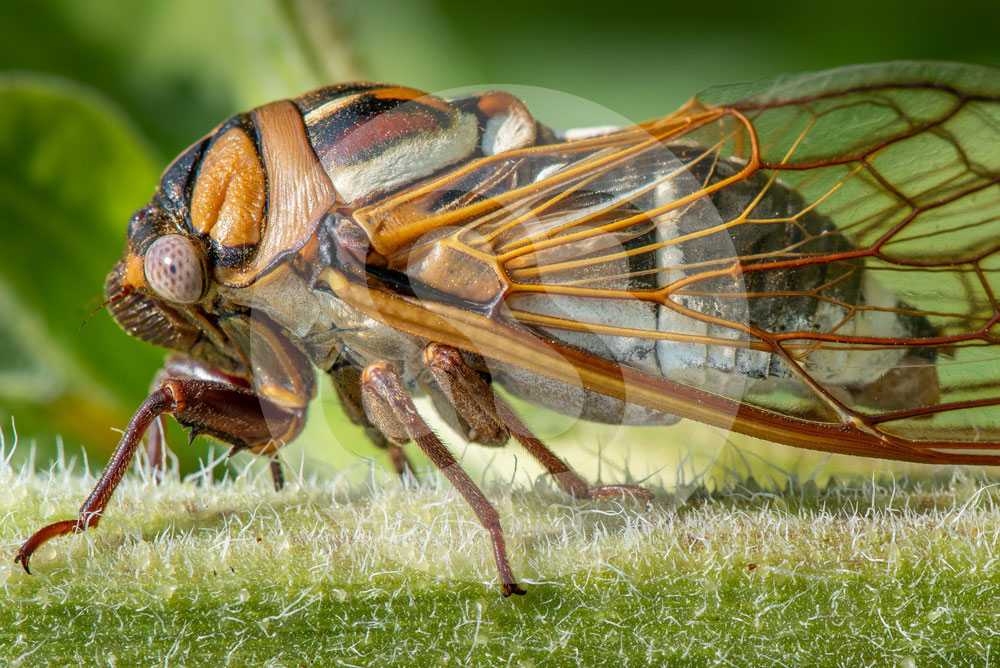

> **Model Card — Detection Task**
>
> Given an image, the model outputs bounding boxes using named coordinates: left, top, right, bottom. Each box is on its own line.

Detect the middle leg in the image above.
left=423, top=343, right=653, bottom=502
left=360, top=360, right=525, bottom=597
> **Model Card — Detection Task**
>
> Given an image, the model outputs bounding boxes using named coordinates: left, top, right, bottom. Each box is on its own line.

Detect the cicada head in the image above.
left=103, top=136, right=245, bottom=372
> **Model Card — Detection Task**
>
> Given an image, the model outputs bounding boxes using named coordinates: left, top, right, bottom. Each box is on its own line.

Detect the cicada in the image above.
left=16, top=62, right=1000, bottom=596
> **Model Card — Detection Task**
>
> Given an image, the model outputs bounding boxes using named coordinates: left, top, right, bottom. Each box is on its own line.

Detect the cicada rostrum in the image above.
left=16, top=61, right=1000, bottom=596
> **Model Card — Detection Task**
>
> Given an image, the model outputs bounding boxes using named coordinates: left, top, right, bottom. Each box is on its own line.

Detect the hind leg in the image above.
left=329, top=358, right=415, bottom=478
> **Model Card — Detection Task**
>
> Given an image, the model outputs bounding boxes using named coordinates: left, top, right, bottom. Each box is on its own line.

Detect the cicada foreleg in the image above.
left=143, top=355, right=282, bottom=486
left=360, top=360, right=526, bottom=597
left=15, top=376, right=306, bottom=574
left=423, top=344, right=653, bottom=503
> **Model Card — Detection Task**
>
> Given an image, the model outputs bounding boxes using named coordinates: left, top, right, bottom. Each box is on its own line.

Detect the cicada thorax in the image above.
left=112, top=83, right=551, bottom=395
left=111, top=83, right=480, bottom=369
left=165, top=83, right=539, bottom=290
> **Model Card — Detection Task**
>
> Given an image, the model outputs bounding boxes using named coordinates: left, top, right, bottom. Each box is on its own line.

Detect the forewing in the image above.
left=348, top=62, right=1000, bottom=461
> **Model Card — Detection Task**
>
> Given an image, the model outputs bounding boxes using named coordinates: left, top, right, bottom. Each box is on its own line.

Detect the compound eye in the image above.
left=143, top=235, right=205, bottom=303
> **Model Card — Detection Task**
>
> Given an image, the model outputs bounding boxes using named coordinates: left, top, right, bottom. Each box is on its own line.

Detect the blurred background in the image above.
left=2, top=0, right=999, bottom=488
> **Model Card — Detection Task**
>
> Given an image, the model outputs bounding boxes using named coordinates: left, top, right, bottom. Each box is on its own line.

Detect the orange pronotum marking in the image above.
left=215, top=101, right=336, bottom=287
left=190, top=127, right=266, bottom=247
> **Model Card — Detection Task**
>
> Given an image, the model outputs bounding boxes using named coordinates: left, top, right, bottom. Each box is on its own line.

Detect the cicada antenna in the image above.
left=80, top=285, right=132, bottom=329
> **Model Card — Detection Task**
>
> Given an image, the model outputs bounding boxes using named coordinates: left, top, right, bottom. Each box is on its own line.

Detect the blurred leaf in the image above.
left=0, top=282, right=64, bottom=402
left=0, top=0, right=364, bottom=157
left=0, top=74, right=164, bottom=453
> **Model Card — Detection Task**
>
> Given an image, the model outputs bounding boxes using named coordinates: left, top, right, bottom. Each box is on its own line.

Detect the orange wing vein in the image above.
left=343, top=62, right=1000, bottom=462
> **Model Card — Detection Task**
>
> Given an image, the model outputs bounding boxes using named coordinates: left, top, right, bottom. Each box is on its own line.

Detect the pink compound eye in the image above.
left=143, top=235, right=204, bottom=303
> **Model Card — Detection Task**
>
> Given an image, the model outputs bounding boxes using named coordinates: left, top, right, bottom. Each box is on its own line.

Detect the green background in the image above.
left=1, top=0, right=999, bottom=479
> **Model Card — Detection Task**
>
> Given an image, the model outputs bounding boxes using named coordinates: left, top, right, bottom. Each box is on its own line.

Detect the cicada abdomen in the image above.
left=662, top=141, right=943, bottom=412
left=493, top=138, right=942, bottom=427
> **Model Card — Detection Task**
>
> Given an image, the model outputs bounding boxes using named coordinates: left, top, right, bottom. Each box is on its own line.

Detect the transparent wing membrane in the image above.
left=350, top=63, right=1000, bottom=459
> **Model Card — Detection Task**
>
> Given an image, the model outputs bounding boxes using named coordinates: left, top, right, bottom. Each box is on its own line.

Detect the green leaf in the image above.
left=3, top=459, right=998, bottom=666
